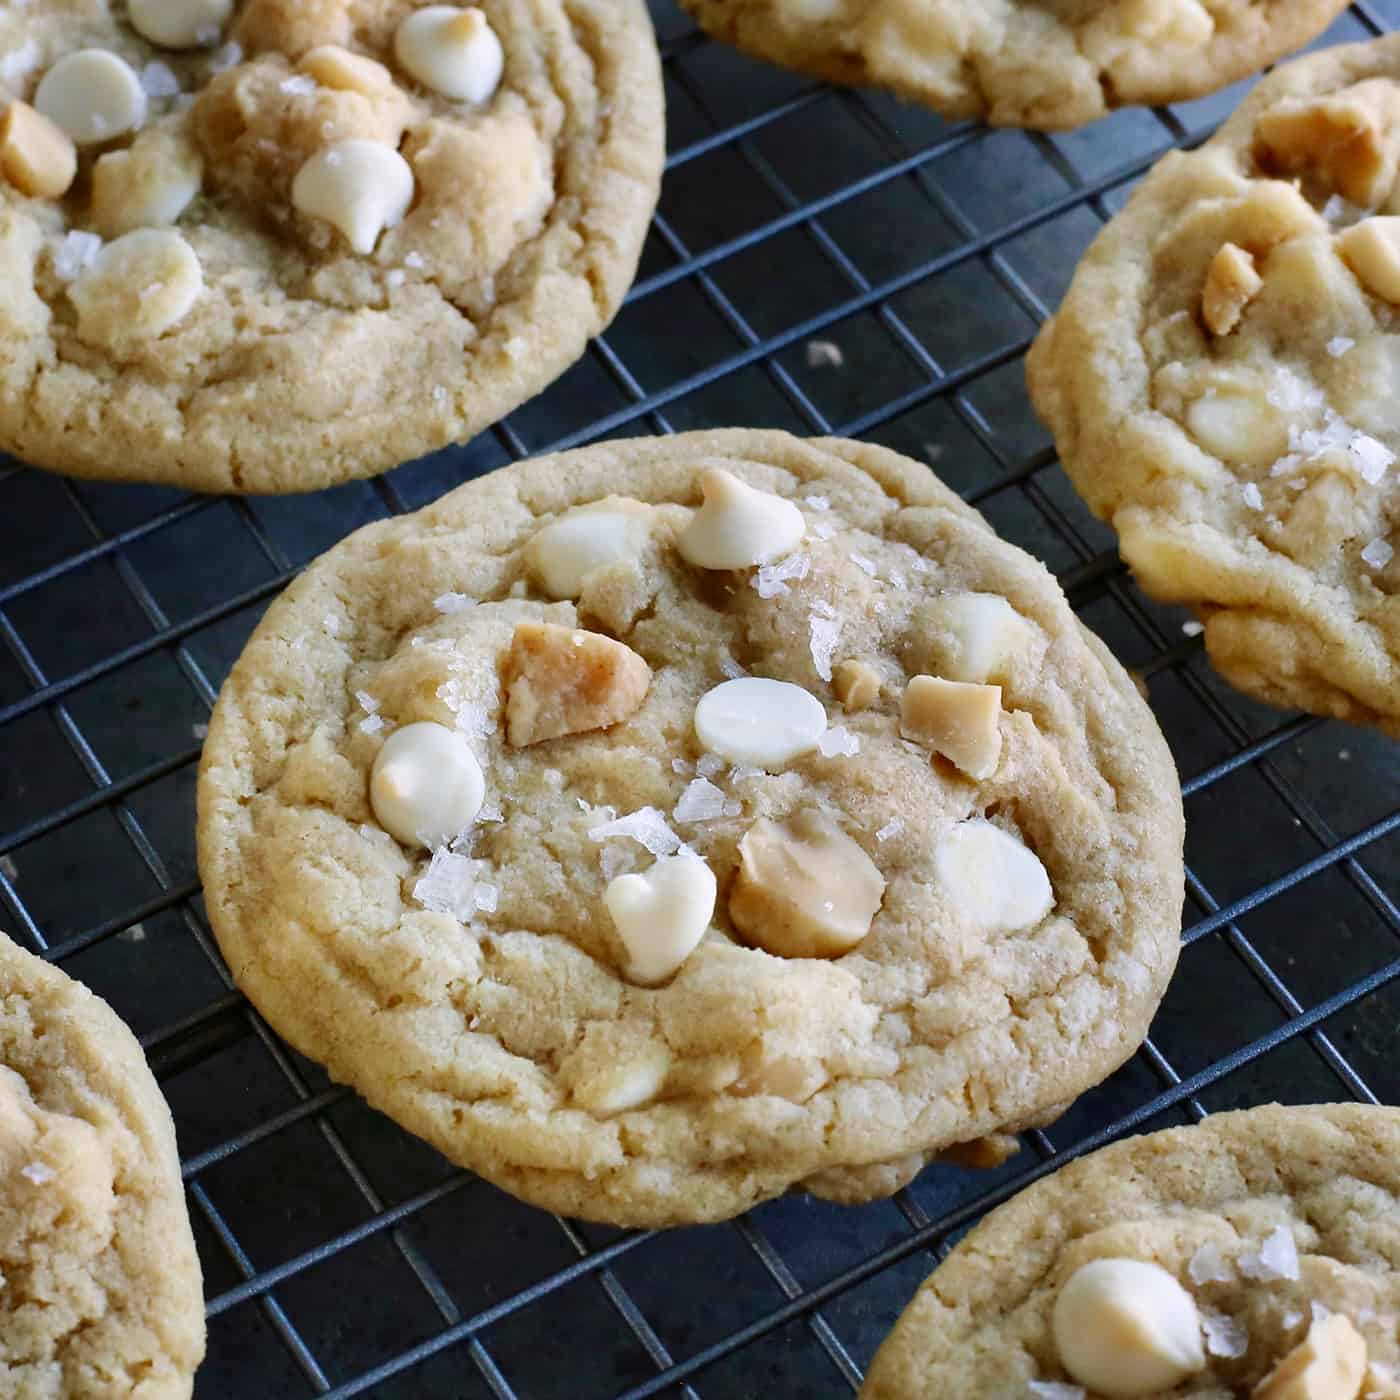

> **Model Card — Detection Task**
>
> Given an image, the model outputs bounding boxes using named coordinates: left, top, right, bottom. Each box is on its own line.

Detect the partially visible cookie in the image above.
left=1, top=933, right=205, bottom=1398
left=677, top=1, right=1349, bottom=130
left=1029, top=36, right=1400, bottom=735
left=861, top=1104, right=1400, bottom=1399
left=0, top=1, right=663, bottom=491
left=197, top=427, right=1184, bottom=1228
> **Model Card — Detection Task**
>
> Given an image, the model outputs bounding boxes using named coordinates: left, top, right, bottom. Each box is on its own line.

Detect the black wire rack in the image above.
left=3, top=2, right=1400, bottom=1394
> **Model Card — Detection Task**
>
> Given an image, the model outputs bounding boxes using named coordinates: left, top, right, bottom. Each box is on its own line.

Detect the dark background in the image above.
left=2, top=2, right=1399, bottom=1394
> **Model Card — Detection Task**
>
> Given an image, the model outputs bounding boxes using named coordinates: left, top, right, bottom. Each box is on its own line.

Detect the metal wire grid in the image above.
left=2, top=1, right=1400, bottom=1393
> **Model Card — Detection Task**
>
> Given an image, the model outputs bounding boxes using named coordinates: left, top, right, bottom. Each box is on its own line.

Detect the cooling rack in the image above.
left=3, top=2, right=1400, bottom=1394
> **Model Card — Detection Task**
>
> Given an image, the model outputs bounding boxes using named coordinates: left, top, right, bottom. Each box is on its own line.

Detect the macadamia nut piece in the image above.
left=0, top=101, right=77, bottom=199
left=1338, top=217, right=1400, bottom=304
left=1256, top=1314, right=1368, bottom=1400
left=900, top=675, right=1002, bottom=779
left=1202, top=241, right=1263, bottom=335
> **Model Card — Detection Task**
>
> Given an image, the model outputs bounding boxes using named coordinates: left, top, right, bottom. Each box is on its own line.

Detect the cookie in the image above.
left=1, top=933, right=204, bottom=1398
left=0, top=1, right=662, bottom=492
left=196, top=427, right=1184, bottom=1228
left=677, top=0, right=1348, bottom=131
left=861, top=1104, right=1400, bottom=1399
left=1029, top=36, right=1400, bottom=736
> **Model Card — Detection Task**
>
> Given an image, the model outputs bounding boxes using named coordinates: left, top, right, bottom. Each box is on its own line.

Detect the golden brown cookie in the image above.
left=1, top=933, right=205, bottom=1398
left=1029, top=36, right=1400, bottom=736
left=196, top=428, right=1185, bottom=1228
left=0, top=1, right=663, bottom=491
left=678, top=0, right=1349, bottom=130
left=861, top=1104, right=1400, bottom=1399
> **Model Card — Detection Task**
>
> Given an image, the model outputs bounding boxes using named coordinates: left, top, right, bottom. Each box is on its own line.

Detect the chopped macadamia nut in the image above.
left=395, top=6, right=504, bottom=104
left=693, top=677, right=826, bottom=768
left=525, top=503, right=652, bottom=600
left=503, top=622, right=651, bottom=747
left=35, top=50, right=147, bottom=147
left=1052, top=1259, right=1206, bottom=1399
left=0, top=101, right=77, bottom=200
left=129, top=0, right=234, bottom=49
left=299, top=45, right=395, bottom=96
left=604, top=854, right=716, bottom=985
left=369, top=720, right=485, bottom=848
left=1203, top=242, right=1262, bottom=335
left=89, top=124, right=203, bottom=238
left=833, top=659, right=881, bottom=711
left=676, top=466, right=806, bottom=570
left=1257, top=1314, right=1368, bottom=1400
left=1254, top=81, right=1400, bottom=209
left=561, top=1025, right=671, bottom=1117
left=729, top=809, right=885, bottom=959
left=1338, top=217, right=1400, bottom=304
left=935, top=818, right=1053, bottom=933
left=900, top=675, right=1002, bottom=779
left=924, top=592, right=1032, bottom=685
left=291, top=139, right=415, bottom=255
left=68, top=228, right=203, bottom=351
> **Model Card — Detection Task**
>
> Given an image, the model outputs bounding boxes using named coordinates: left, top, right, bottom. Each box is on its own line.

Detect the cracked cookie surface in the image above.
left=1, top=933, right=204, bottom=1399
left=676, top=0, right=1347, bottom=130
left=1029, top=36, right=1400, bottom=736
left=861, top=1104, right=1400, bottom=1399
left=196, top=428, right=1184, bottom=1228
left=0, top=0, right=662, bottom=492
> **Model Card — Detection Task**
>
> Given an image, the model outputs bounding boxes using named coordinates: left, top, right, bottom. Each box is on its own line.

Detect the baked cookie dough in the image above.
left=196, top=428, right=1185, bottom=1228
left=1, top=933, right=204, bottom=1398
left=1029, top=36, right=1400, bottom=736
left=0, top=1, right=662, bottom=492
left=677, top=1, right=1349, bottom=131
left=861, top=1104, right=1400, bottom=1399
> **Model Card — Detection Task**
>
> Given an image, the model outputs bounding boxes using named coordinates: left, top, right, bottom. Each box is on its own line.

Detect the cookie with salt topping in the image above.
left=1029, top=35, right=1400, bottom=736
left=1, top=932, right=205, bottom=1398
left=0, top=0, right=662, bottom=492
left=196, top=428, right=1184, bottom=1227
left=678, top=0, right=1348, bottom=131
left=861, top=1104, right=1400, bottom=1400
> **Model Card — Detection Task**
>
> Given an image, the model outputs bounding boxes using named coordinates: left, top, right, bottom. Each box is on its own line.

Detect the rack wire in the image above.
left=2, top=2, right=1399, bottom=1393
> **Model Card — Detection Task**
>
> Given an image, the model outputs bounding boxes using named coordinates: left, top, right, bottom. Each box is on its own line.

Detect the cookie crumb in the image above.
left=1361, top=538, right=1394, bottom=570
left=118, top=921, right=148, bottom=944
left=1182, top=621, right=1205, bottom=638
left=805, top=339, right=843, bottom=368
left=0, top=854, right=18, bottom=883
left=192, top=721, right=209, bottom=740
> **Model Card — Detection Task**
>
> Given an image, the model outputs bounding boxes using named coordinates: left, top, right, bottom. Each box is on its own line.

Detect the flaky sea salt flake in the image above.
left=434, top=591, right=475, bottom=613
left=812, top=520, right=836, bottom=540
left=804, top=494, right=830, bottom=511
left=719, top=654, right=748, bottom=680
left=473, top=883, right=498, bottom=914
left=729, top=764, right=764, bottom=783
left=753, top=551, right=810, bottom=598
left=1362, top=538, right=1394, bottom=570
left=674, top=779, right=728, bottom=823
left=1239, top=1225, right=1299, bottom=1281
left=1348, top=432, right=1393, bottom=484
left=809, top=609, right=841, bottom=681
left=1188, top=1242, right=1232, bottom=1285
left=697, top=753, right=725, bottom=779
left=850, top=552, right=878, bottom=577
left=876, top=818, right=903, bottom=842
left=20, top=1162, right=55, bottom=1186
left=671, top=757, right=694, bottom=775
left=1201, top=1306, right=1248, bottom=1359
left=1026, top=1383, right=1085, bottom=1400
left=1326, top=336, right=1355, bottom=357
left=818, top=725, right=859, bottom=757
left=141, top=61, right=181, bottom=97
left=588, top=806, right=681, bottom=856
left=280, top=74, right=317, bottom=96
left=1242, top=482, right=1264, bottom=511
left=53, top=231, right=103, bottom=282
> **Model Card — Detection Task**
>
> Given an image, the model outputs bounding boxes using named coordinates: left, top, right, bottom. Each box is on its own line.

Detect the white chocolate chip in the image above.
left=525, top=505, right=652, bottom=599
left=68, top=228, right=203, bottom=349
left=900, top=675, right=1002, bottom=779
left=604, top=854, right=716, bottom=985
left=1185, top=391, right=1288, bottom=467
left=369, top=720, right=485, bottom=848
left=935, top=819, right=1053, bottom=933
left=1052, top=1259, right=1206, bottom=1399
left=291, top=139, right=415, bottom=255
left=394, top=6, right=504, bottom=103
left=0, top=100, right=77, bottom=199
left=299, top=45, right=395, bottom=96
left=925, top=592, right=1032, bottom=685
left=676, top=467, right=806, bottom=570
left=729, top=809, right=885, bottom=959
left=35, top=50, right=148, bottom=147
left=1338, top=217, right=1400, bottom=304
left=129, top=0, right=234, bottom=49
left=1256, top=1313, right=1368, bottom=1400
left=564, top=1032, right=671, bottom=1117
left=693, top=677, right=826, bottom=768
left=503, top=622, right=651, bottom=747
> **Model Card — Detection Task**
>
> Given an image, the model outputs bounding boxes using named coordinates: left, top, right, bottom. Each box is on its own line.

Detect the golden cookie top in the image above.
left=197, top=428, right=1185, bottom=1227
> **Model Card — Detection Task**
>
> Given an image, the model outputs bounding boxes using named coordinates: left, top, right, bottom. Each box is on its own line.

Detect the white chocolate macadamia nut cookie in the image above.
left=197, top=429, right=1184, bottom=1228
left=678, top=0, right=1349, bottom=131
left=0, top=932, right=204, bottom=1397
left=0, top=0, right=663, bottom=492
left=1029, top=35, right=1400, bottom=738
left=862, top=1105, right=1400, bottom=1400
